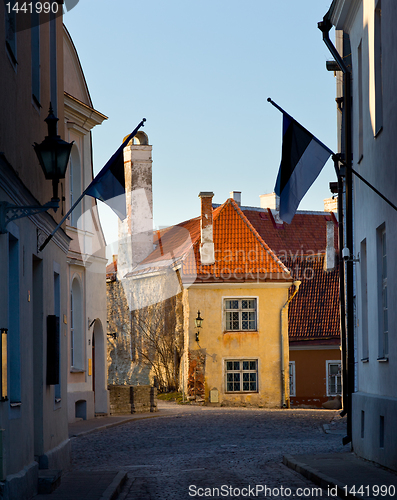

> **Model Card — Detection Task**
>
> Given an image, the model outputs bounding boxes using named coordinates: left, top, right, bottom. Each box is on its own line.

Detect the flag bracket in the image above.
left=333, top=154, right=397, bottom=213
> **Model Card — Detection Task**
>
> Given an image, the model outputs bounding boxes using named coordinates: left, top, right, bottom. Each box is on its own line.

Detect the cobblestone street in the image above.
left=71, top=402, right=347, bottom=499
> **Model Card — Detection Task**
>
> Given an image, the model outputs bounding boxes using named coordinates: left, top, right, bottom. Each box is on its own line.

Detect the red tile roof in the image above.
left=243, top=209, right=338, bottom=256
left=286, top=254, right=340, bottom=344
left=127, top=198, right=290, bottom=283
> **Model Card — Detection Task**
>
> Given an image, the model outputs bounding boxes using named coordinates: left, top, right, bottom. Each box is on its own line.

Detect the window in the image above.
left=374, top=0, right=383, bottom=134
left=360, top=239, right=369, bottom=360
left=225, top=360, right=257, bottom=393
left=54, top=270, right=61, bottom=402
left=358, top=40, right=363, bottom=159
left=224, top=298, right=257, bottom=331
left=326, top=361, right=342, bottom=396
left=31, top=9, right=40, bottom=105
left=70, top=277, right=83, bottom=369
left=289, top=361, right=296, bottom=397
left=5, top=7, right=17, bottom=65
left=377, top=225, right=388, bottom=358
left=69, top=146, right=82, bottom=228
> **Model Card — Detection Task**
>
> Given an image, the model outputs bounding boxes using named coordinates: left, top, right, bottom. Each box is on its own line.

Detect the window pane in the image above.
left=243, top=361, right=249, bottom=370
left=249, top=373, right=256, bottom=381
left=226, top=361, right=233, bottom=371
left=233, top=382, right=240, bottom=391
left=233, top=364, right=240, bottom=373
left=330, top=364, right=339, bottom=375
left=243, top=373, right=249, bottom=382
left=226, top=311, right=239, bottom=330
left=243, top=382, right=249, bottom=391
left=227, top=373, right=233, bottom=382
left=242, top=300, right=248, bottom=309
left=227, top=382, right=234, bottom=391
left=250, top=381, right=257, bottom=391
left=226, top=300, right=238, bottom=309
left=249, top=361, right=256, bottom=370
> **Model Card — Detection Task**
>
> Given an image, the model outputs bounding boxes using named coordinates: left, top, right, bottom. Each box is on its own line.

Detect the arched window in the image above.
left=69, top=145, right=82, bottom=228
left=70, top=277, right=84, bottom=369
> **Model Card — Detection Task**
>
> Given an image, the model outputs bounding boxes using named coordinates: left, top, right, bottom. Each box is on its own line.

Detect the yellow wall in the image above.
left=185, top=283, right=290, bottom=407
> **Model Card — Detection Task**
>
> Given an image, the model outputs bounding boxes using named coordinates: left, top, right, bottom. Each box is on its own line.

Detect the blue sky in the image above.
left=65, top=0, right=338, bottom=257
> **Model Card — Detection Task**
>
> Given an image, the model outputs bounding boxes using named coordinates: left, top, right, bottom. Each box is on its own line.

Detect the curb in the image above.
left=283, top=454, right=353, bottom=499
left=100, top=471, right=127, bottom=500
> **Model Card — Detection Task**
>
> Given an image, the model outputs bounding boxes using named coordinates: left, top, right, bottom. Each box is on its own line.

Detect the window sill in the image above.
left=10, top=401, right=22, bottom=408
left=223, top=331, right=258, bottom=334
left=225, top=392, right=258, bottom=395
left=361, top=357, right=369, bottom=363
left=70, top=367, right=85, bottom=373
left=377, top=357, right=388, bottom=363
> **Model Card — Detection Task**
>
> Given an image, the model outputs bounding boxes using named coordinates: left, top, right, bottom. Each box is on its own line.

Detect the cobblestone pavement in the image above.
left=71, top=402, right=348, bottom=500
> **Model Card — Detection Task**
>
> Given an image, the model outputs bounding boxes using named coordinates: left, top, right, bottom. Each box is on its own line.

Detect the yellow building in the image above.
left=121, top=192, right=294, bottom=407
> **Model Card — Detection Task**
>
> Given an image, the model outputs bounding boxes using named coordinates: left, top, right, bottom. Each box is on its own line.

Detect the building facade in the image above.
left=0, top=7, right=71, bottom=498
left=330, top=0, right=397, bottom=470
left=63, top=26, right=109, bottom=423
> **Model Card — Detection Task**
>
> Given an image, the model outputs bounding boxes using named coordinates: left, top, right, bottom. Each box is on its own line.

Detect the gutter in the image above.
left=280, top=280, right=301, bottom=408
left=318, top=12, right=353, bottom=447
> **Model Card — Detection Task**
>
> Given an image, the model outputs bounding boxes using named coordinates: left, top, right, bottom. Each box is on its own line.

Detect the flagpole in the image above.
left=39, top=118, right=146, bottom=252
left=267, top=98, right=294, bottom=121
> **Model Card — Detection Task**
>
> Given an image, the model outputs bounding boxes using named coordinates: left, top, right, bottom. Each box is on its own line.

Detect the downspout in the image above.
left=280, top=280, right=301, bottom=408
left=333, top=157, right=348, bottom=424
left=318, top=14, right=353, bottom=446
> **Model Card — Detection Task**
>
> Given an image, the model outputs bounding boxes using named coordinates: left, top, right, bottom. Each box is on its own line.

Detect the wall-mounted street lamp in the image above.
left=0, top=104, right=73, bottom=234
left=195, top=310, right=203, bottom=342
left=1, top=328, right=8, bottom=401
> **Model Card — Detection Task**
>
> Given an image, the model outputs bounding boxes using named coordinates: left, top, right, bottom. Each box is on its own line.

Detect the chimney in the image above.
left=117, top=131, right=153, bottom=279
left=324, top=196, right=338, bottom=213
left=324, top=220, right=335, bottom=271
left=260, top=192, right=279, bottom=210
left=260, top=192, right=283, bottom=223
left=198, top=192, right=215, bottom=265
left=230, top=191, right=241, bottom=207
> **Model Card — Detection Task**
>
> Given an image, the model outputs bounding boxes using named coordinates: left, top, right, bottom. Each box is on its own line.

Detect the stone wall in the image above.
left=106, top=270, right=184, bottom=390
left=108, top=385, right=158, bottom=414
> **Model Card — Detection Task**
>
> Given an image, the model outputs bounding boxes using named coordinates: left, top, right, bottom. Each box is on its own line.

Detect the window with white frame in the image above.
left=377, top=225, right=388, bottom=358
left=374, top=0, right=383, bottom=134
left=70, top=277, right=84, bottom=369
left=224, top=298, right=257, bottom=331
left=225, top=360, right=258, bottom=393
left=326, top=361, right=341, bottom=396
left=289, top=361, right=296, bottom=397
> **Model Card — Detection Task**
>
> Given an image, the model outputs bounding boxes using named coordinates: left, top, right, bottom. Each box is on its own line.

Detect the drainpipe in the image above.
left=280, top=280, right=301, bottom=408
left=318, top=15, right=353, bottom=446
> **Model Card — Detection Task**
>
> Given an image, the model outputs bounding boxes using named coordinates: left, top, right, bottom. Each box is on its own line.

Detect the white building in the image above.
left=329, top=0, right=397, bottom=471
left=63, top=27, right=109, bottom=422
left=0, top=8, right=71, bottom=499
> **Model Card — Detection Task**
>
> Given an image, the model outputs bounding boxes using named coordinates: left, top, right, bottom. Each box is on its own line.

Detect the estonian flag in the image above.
left=85, top=119, right=146, bottom=219
left=274, top=111, right=333, bottom=224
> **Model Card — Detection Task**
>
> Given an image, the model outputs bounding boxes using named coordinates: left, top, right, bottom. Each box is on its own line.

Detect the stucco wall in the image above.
left=289, top=348, right=341, bottom=408
left=184, top=284, right=290, bottom=407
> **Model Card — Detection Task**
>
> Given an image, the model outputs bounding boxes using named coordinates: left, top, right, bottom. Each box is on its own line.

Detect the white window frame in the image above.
left=377, top=225, right=388, bottom=359
left=223, top=297, right=257, bottom=332
left=289, top=361, right=296, bottom=397
left=225, top=359, right=258, bottom=393
left=326, top=360, right=342, bottom=397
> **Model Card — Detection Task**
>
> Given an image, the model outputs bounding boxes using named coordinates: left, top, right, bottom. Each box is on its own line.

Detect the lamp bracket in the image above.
left=0, top=199, right=59, bottom=234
